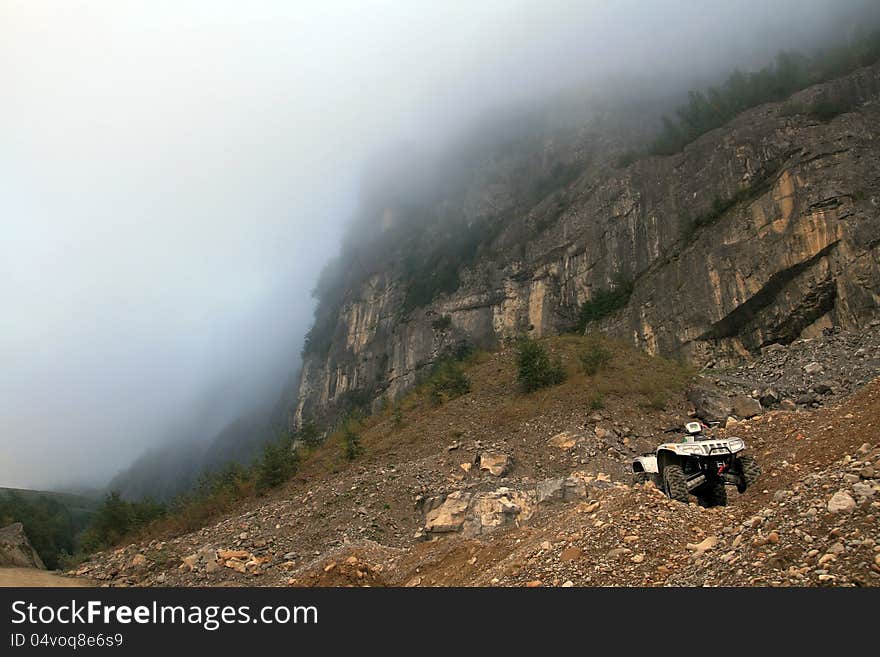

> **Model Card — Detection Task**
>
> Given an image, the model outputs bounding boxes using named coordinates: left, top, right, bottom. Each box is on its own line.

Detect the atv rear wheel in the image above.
left=662, top=464, right=690, bottom=504
left=697, top=479, right=727, bottom=507
left=736, top=455, right=761, bottom=494
left=632, top=472, right=648, bottom=486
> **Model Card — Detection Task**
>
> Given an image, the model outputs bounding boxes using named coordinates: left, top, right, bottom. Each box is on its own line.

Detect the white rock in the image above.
left=827, top=491, right=856, bottom=513
left=803, top=362, right=823, bottom=375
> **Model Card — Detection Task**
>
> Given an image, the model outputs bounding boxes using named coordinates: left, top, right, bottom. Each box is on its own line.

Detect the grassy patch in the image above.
left=427, top=358, right=471, bottom=404
left=579, top=334, right=613, bottom=375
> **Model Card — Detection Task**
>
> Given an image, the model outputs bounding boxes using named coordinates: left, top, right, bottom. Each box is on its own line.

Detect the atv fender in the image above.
left=655, top=448, right=684, bottom=476
left=632, top=455, right=658, bottom=474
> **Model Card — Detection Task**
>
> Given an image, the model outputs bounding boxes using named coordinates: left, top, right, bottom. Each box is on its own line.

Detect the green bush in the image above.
left=256, top=433, right=299, bottom=492
left=645, top=390, right=669, bottom=410
left=576, top=278, right=633, bottom=331
left=400, top=218, right=503, bottom=317
left=391, top=403, right=404, bottom=428
left=342, top=417, right=364, bottom=461
left=614, top=150, right=640, bottom=169
left=515, top=337, right=566, bottom=392
left=79, top=492, right=166, bottom=554
left=0, top=491, right=95, bottom=570
left=579, top=339, right=613, bottom=375
left=297, top=419, right=322, bottom=448
left=428, top=358, right=471, bottom=404
left=529, top=161, right=582, bottom=204
left=431, top=315, right=453, bottom=331
left=588, top=392, right=605, bottom=410
left=808, top=95, right=857, bottom=121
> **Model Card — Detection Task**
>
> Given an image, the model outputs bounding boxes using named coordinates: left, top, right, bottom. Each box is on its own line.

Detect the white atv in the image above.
left=631, top=422, right=760, bottom=507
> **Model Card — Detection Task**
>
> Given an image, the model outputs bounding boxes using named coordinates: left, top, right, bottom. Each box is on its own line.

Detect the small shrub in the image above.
left=339, top=388, right=373, bottom=415
left=78, top=492, right=166, bottom=554
left=57, top=551, right=87, bottom=571
left=614, top=150, right=639, bottom=169
left=579, top=338, right=613, bottom=375
left=808, top=95, right=856, bottom=122
left=577, top=278, right=633, bottom=331
left=515, top=336, right=566, bottom=392
left=342, top=417, right=364, bottom=461
left=431, top=315, right=452, bottom=331
left=646, top=390, right=669, bottom=410
left=588, top=392, right=605, bottom=410
left=298, top=419, right=322, bottom=448
left=391, top=403, right=404, bottom=428
left=256, top=433, right=298, bottom=492
left=428, top=359, right=471, bottom=404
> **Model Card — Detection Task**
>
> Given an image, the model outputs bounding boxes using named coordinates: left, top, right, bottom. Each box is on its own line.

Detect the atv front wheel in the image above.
left=736, top=455, right=761, bottom=494
left=662, top=464, right=690, bottom=504
left=697, top=479, right=727, bottom=507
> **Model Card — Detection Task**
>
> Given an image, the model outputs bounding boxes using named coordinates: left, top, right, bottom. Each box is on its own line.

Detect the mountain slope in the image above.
left=294, top=63, right=880, bottom=429
left=72, top=330, right=879, bottom=586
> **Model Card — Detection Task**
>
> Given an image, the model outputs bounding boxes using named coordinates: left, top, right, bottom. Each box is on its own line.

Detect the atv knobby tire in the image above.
left=632, top=471, right=648, bottom=486
left=697, top=479, right=727, bottom=507
left=663, top=464, right=690, bottom=504
left=736, top=455, right=761, bottom=494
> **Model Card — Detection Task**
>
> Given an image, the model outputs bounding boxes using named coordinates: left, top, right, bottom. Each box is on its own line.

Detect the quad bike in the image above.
left=631, top=421, right=760, bottom=507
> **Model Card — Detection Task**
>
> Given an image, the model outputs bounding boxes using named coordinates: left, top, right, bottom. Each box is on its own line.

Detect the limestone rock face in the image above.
left=293, top=64, right=880, bottom=428
left=0, top=523, right=45, bottom=569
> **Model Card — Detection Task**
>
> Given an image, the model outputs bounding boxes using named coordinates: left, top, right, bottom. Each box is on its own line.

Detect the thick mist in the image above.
left=1, top=0, right=872, bottom=492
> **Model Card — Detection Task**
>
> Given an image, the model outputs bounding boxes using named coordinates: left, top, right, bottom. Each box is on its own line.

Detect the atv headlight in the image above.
left=677, top=444, right=706, bottom=455
left=727, top=438, right=745, bottom=451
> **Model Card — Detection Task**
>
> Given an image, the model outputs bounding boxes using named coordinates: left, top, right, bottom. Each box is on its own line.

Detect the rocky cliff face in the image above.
left=294, top=64, right=880, bottom=429
left=0, top=522, right=45, bottom=569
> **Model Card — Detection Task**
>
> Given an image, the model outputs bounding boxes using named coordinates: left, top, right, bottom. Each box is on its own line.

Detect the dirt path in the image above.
left=0, top=567, right=94, bottom=587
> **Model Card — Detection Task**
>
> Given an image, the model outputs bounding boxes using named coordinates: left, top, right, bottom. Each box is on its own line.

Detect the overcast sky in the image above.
left=0, top=0, right=868, bottom=491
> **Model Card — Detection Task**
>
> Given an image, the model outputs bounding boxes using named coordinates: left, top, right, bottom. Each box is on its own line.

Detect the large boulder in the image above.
left=0, top=523, right=45, bottom=569
left=686, top=386, right=732, bottom=422
left=479, top=451, right=512, bottom=477
left=461, top=488, right=533, bottom=537
left=424, top=491, right=470, bottom=533
left=730, top=395, right=762, bottom=419
left=423, top=488, right=533, bottom=538
left=547, top=431, right=579, bottom=450
left=827, top=491, right=856, bottom=513
left=536, top=475, right=589, bottom=504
